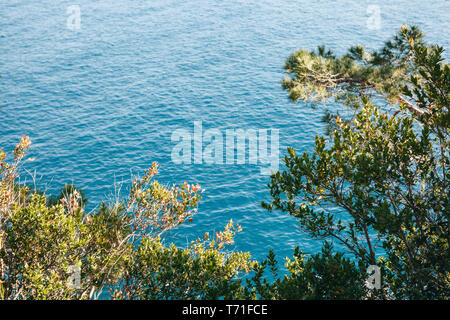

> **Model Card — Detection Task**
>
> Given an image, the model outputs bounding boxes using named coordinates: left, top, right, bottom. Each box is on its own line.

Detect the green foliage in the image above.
left=0, top=141, right=251, bottom=300
left=282, top=26, right=424, bottom=106
left=266, top=26, right=449, bottom=299
left=0, top=25, right=447, bottom=301
left=0, top=138, right=371, bottom=301
left=244, top=243, right=367, bottom=300
left=4, top=194, right=86, bottom=299
left=116, top=229, right=252, bottom=300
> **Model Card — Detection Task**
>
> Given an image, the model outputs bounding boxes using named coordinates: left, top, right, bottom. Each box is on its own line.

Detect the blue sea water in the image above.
left=1, top=0, right=449, bottom=261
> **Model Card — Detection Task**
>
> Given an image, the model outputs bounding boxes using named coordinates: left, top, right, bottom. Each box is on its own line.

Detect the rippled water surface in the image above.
left=1, top=0, right=449, bottom=260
